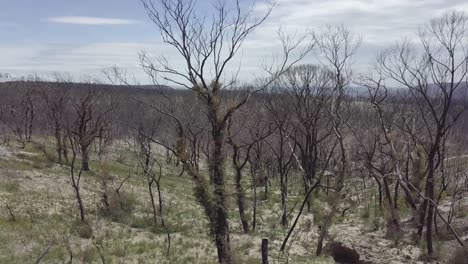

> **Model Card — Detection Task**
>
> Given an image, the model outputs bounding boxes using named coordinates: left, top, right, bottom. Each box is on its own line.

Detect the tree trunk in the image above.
left=148, top=180, right=158, bottom=225
left=280, top=172, right=288, bottom=226
left=252, top=168, right=258, bottom=231
left=55, top=125, right=63, bottom=164
left=235, top=168, right=249, bottom=233
left=305, top=179, right=312, bottom=212
left=82, top=146, right=90, bottom=171
left=62, top=134, right=69, bottom=164
left=210, top=105, right=231, bottom=263
left=426, top=164, right=436, bottom=256
left=155, top=179, right=165, bottom=227
left=417, top=199, right=428, bottom=237
left=261, top=239, right=268, bottom=264
left=73, top=183, right=85, bottom=222
left=316, top=207, right=336, bottom=256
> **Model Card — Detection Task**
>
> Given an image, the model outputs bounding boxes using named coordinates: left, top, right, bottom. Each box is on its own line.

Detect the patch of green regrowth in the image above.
left=99, top=191, right=137, bottom=225
left=360, top=204, right=371, bottom=219
left=395, top=197, right=411, bottom=218
left=455, top=205, right=468, bottom=218
left=359, top=202, right=382, bottom=230
left=72, top=220, right=93, bottom=239
left=77, top=246, right=98, bottom=263
left=14, top=148, right=54, bottom=170
left=23, top=142, right=46, bottom=154
left=0, top=159, right=33, bottom=170
left=2, top=180, right=20, bottom=192
left=109, top=242, right=128, bottom=257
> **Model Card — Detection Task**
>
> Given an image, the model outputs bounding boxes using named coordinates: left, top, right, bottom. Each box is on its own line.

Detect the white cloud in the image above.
left=0, top=41, right=188, bottom=83
left=2, top=1, right=468, bottom=83
left=47, top=16, right=140, bottom=25
left=247, top=0, right=468, bottom=74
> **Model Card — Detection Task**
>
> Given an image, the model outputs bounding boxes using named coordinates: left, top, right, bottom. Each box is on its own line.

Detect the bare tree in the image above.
left=227, top=103, right=273, bottom=233
left=66, top=86, right=112, bottom=222
left=378, top=10, right=468, bottom=256
left=276, top=64, right=334, bottom=213
left=313, top=24, right=360, bottom=256
left=264, top=88, right=296, bottom=227
left=38, top=74, right=71, bottom=164
left=137, top=1, right=312, bottom=262
left=355, top=76, right=418, bottom=238
left=67, top=86, right=112, bottom=171
left=1, top=81, right=36, bottom=147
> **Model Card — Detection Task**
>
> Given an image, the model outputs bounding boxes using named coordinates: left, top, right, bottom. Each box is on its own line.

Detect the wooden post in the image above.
left=261, top=238, right=268, bottom=264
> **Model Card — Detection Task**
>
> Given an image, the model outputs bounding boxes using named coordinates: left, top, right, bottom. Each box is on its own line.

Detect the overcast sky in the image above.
left=1, top=0, right=467, bottom=83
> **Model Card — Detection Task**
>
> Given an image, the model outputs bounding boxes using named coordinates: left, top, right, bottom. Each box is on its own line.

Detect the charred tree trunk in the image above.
left=280, top=172, right=288, bottom=226
left=62, top=134, right=69, bottom=164
left=230, top=143, right=250, bottom=233
left=425, top=158, right=436, bottom=255
left=148, top=180, right=158, bottom=224
left=55, top=124, right=63, bottom=164
left=235, top=168, right=249, bottom=233
left=81, top=145, right=90, bottom=171
left=316, top=201, right=338, bottom=256
left=261, top=239, right=269, bottom=264
left=251, top=166, right=259, bottom=232
left=212, top=126, right=231, bottom=264
left=70, top=158, right=86, bottom=222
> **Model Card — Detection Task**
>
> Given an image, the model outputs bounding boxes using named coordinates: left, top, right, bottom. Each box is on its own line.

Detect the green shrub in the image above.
left=73, top=221, right=93, bottom=239
left=111, top=244, right=127, bottom=257
left=100, top=191, right=137, bottom=224
left=80, top=246, right=97, bottom=263
left=44, top=151, right=57, bottom=163
left=3, top=180, right=20, bottom=192
left=130, top=216, right=153, bottom=229
left=360, top=204, right=371, bottom=219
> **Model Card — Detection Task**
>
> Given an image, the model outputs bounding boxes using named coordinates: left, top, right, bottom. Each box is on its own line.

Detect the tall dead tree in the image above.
left=39, top=75, right=71, bottom=164
left=65, top=86, right=112, bottom=221
left=314, top=25, right=360, bottom=256
left=378, top=10, right=468, bottom=256
left=276, top=64, right=334, bottom=213
left=133, top=117, right=166, bottom=226
left=1, top=81, right=36, bottom=147
left=264, top=89, right=296, bottom=227
left=355, top=76, right=419, bottom=237
left=68, top=86, right=112, bottom=172
left=138, top=0, right=312, bottom=262
left=227, top=104, right=273, bottom=233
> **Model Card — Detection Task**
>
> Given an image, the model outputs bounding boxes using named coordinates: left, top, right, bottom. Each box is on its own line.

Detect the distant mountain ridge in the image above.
left=0, top=80, right=174, bottom=92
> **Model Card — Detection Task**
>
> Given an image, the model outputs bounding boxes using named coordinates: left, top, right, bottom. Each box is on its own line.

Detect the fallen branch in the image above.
left=5, top=204, right=15, bottom=221
left=34, top=240, right=54, bottom=264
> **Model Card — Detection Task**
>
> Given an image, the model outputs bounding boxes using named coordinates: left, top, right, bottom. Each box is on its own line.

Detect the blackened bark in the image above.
left=81, top=146, right=90, bottom=171
left=261, top=239, right=268, bottom=264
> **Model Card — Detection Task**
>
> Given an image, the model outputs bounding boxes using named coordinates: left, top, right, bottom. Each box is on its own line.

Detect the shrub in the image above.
left=44, top=151, right=57, bottom=163
left=100, top=191, right=136, bottom=224
left=360, top=204, right=371, bottom=219
left=3, top=180, right=20, bottom=192
left=80, top=246, right=97, bottom=263
left=73, top=221, right=93, bottom=239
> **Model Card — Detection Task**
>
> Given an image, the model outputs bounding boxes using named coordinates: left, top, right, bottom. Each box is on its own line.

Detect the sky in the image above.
left=1, top=0, right=468, bottom=84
